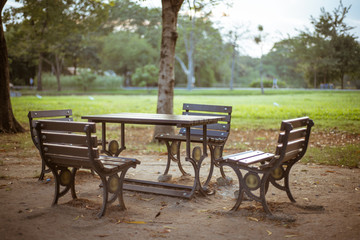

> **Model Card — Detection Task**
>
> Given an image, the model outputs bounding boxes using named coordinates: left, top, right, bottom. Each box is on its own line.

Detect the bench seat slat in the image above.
left=183, top=112, right=231, bottom=122
left=155, top=134, right=226, bottom=143
left=278, top=128, right=306, bottom=143
left=179, top=128, right=229, bottom=138
left=183, top=103, right=232, bottom=113
left=45, top=154, right=94, bottom=169
left=28, top=109, right=72, bottom=118
left=42, top=132, right=98, bottom=147
left=281, top=117, right=309, bottom=130
left=187, top=123, right=230, bottom=131
left=223, top=151, right=274, bottom=166
left=276, top=139, right=305, bottom=155
left=32, top=118, right=73, bottom=127
left=38, top=120, right=96, bottom=133
left=43, top=143, right=99, bottom=158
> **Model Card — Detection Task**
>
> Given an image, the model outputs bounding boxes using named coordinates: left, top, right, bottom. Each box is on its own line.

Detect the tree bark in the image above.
left=0, top=0, right=25, bottom=133
left=37, top=53, right=43, bottom=91
left=153, top=0, right=184, bottom=139
left=55, top=54, right=62, bottom=91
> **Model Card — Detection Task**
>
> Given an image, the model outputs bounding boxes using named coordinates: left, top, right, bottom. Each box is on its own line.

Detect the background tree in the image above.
left=153, top=0, right=184, bottom=137
left=226, top=25, right=249, bottom=90
left=100, top=31, right=157, bottom=86
left=4, top=0, right=109, bottom=91
left=0, top=0, right=25, bottom=133
left=132, top=64, right=159, bottom=87
left=254, top=24, right=265, bottom=94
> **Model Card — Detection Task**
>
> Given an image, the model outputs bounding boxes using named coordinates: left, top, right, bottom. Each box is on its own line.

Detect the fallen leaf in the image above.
left=247, top=217, right=259, bottom=222
left=159, top=228, right=171, bottom=233
left=140, top=197, right=154, bottom=202
left=74, top=216, right=80, bottom=220
left=124, top=221, right=146, bottom=224
left=326, top=170, right=335, bottom=173
left=266, top=230, right=272, bottom=236
left=197, top=209, right=209, bottom=213
left=163, top=226, right=176, bottom=229
left=285, top=235, right=298, bottom=238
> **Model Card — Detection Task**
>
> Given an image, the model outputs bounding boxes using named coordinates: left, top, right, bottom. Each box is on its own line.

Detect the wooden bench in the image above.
left=155, top=103, right=232, bottom=184
left=35, top=120, right=140, bottom=217
left=218, top=117, right=314, bottom=216
left=28, top=109, right=73, bottom=180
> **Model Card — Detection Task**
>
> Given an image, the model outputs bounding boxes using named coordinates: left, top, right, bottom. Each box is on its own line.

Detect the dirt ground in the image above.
left=0, top=128, right=359, bottom=240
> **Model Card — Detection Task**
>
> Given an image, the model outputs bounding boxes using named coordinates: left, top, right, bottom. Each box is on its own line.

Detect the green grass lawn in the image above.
left=12, top=90, right=360, bottom=133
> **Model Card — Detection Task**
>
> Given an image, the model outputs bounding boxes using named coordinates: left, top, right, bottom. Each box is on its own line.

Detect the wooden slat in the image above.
left=45, top=154, right=93, bottom=168
left=281, top=117, right=309, bottom=130
left=28, top=109, right=72, bottom=118
left=43, top=143, right=99, bottom=158
left=223, top=151, right=264, bottom=161
left=183, top=112, right=231, bottom=123
left=222, top=150, right=255, bottom=160
left=276, top=139, right=305, bottom=155
left=32, top=118, right=73, bottom=127
left=237, top=153, right=274, bottom=166
left=38, top=120, right=96, bottom=133
left=189, top=123, right=230, bottom=131
left=42, top=132, right=97, bottom=147
left=179, top=128, right=229, bottom=138
left=99, top=155, right=140, bottom=164
left=282, top=149, right=301, bottom=162
left=278, top=128, right=306, bottom=143
left=183, top=103, right=232, bottom=113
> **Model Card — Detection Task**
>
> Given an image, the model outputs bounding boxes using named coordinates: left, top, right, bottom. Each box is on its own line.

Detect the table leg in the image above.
left=102, top=122, right=107, bottom=151
left=115, top=123, right=126, bottom=156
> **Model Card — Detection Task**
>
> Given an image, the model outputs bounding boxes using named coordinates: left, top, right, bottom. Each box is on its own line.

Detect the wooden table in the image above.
left=82, top=113, right=225, bottom=198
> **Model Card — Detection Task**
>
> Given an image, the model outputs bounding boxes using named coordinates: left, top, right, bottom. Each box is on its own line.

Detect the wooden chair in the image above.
left=156, top=103, right=232, bottom=186
left=218, top=117, right=314, bottom=215
left=35, top=120, right=140, bottom=217
left=28, top=109, right=73, bottom=180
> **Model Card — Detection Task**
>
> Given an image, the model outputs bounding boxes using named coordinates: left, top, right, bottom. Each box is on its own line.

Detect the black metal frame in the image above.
left=218, top=117, right=314, bottom=215
left=35, top=120, right=140, bottom=218
left=155, top=103, right=232, bottom=187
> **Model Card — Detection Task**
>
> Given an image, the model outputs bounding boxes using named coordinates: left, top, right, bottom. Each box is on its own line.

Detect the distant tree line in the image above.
left=3, top=0, right=360, bottom=90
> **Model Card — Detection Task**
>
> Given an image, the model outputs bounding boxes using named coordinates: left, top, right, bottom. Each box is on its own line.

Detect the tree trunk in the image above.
left=230, top=46, right=236, bottom=90
left=0, top=0, right=25, bottom=133
left=153, top=0, right=184, bottom=139
left=55, top=54, right=62, bottom=91
left=340, top=71, right=345, bottom=89
left=37, top=53, right=43, bottom=91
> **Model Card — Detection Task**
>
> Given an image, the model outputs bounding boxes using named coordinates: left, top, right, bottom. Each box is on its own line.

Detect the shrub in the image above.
left=250, top=80, right=286, bottom=88
left=40, top=72, right=123, bottom=91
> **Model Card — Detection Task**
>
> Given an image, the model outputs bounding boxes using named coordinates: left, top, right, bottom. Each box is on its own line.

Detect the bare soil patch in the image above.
left=0, top=128, right=359, bottom=239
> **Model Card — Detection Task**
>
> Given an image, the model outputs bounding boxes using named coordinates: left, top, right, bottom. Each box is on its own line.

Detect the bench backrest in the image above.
left=35, top=120, right=100, bottom=169
left=28, top=109, right=73, bottom=150
left=270, top=117, right=314, bottom=168
left=179, top=103, right=232, bottom=141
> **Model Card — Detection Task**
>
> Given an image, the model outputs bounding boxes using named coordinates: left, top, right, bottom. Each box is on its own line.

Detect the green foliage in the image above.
left=40, top=73, right=123, bottom=91
left=132, top=64, right=159, bottom=87
left=250, top=80, right=286, bottom=88
left=75, top=70, right=97, bottom=91
left=100, top=32, right=158, bottom=80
